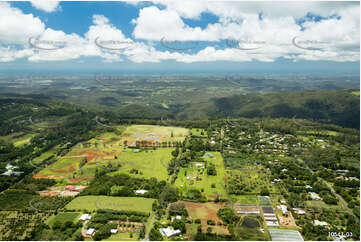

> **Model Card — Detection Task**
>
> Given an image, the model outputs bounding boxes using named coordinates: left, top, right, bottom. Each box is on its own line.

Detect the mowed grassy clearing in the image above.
left=38, top=157, right=84, bottom=176
left=46, top=212, right=81, bottom=227
left=175, top=152, right=227, bottom=200
left=106, top=148, right=173, bottom=181
left=231, top=195, right=259, bottom=204
left=65, top=196, right=155, bottom=213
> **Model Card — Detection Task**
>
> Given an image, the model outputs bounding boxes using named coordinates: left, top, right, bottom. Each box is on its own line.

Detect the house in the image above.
left=2, top=164, right=23, bottom=176
left=86, top=228, right=95, bottom=236
left=309, top=192, right=321, bottom=200
left=305, top=185, right=312, bottom=189
left=281, top=168, right=288, bottom=172
left=194, top=162, right=204, bottom=168
left=132, top=149, right=140, bottom=153
left=171, top=215, right=182, bottom=222
left=159, top=227, right=181, bottom=238
left=210, top=140, right=216, bottom=145
left=202, top=152, right=214, bottom=158
left=266, top=220, right=279, bottom=227
left=79, top=214, right=92, bottom=221
left=110, top=229, right=118, bottom=234
left=277, top=205, right=288, bottom=215
left=65, top=185, right=81, bottom=192
left=296, top=209, right=306, bottom=215
left=313, top=220, right=329, bottom=226
left=135, top=189, right=148, bottom=195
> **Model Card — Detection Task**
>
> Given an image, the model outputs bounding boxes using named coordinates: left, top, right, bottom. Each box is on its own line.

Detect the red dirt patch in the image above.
left=68, top=176, right=94, bottom=183
left=174, top=201, right=229, bottom=234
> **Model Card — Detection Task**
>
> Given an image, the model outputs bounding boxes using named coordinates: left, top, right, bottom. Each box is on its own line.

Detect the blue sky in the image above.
left=0, top=1, right=359, bottom=74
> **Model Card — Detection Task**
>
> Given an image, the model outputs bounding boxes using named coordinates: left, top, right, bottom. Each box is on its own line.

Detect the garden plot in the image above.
left=174, top=152, right=227, bottom=200
left=176, top=201, right=229, bottom=235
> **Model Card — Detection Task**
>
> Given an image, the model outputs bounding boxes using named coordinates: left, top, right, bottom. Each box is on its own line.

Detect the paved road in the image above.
left=144, top=214, right=156, bottom=241
left=296, top=158, right=359, bottom=222
left=321, top=179, right=359, bottom=222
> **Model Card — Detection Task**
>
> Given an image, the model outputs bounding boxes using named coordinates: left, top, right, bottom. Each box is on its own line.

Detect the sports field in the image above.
left=65, top=196, right=155, bottom=213
left=174, top=152, right=227, bottom=200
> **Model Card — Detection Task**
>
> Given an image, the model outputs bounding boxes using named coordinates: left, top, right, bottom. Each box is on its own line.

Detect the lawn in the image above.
left=46, top=212, right=81, bottom=227
left=231, top=195, right=259, bottom=204
left=65, top=196, right=155, bottom=213
left=305, top=200, right=341, bottom=210
left=104, top=232, right=137, bottom=241
left=99, top=148, right=173, bottom=181
left=190, top=128, right=207, bottom=137
left=33, top=145, right=61, bottom=161
left=37, top=157, right=85, bottom=177
left=174, top=152, right=227, bottom=200
left=0, top=132, right=36, bottom=147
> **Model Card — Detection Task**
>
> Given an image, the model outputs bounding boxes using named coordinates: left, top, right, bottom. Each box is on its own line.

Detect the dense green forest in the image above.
left=176, top=90, right=360, bottom=129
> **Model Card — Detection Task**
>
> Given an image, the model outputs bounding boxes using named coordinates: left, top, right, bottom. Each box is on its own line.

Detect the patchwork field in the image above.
left=177, top=201, right=229, bottom=235
left=174, top=152, right=227, bottom=200
left=65, top=196, right=155, bottom=213
left=120, top=125, right=189, bottom=146
left=33, top=125, right=185, bottom=184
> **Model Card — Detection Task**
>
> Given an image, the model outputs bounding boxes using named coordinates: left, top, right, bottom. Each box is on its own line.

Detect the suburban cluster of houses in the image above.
left=309, top=192, right=321, bottom=200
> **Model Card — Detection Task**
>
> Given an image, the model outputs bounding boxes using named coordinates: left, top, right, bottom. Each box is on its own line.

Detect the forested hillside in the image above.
left=177, top=90, right=360, bottom=129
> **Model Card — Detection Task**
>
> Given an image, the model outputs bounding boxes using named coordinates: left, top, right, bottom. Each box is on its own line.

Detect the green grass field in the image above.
left=351, top=91, right=360, bottom=96
left=65, top=196, right=155, bottom=213
left=95, top=148, right=173, bottom=181
left=190, top=128, right=207, bottom=137
left=104, top=232, right=136, bottom=241
left=38, top=157, right=84, bottom=176
left=226, top=167, right=279, bottom=195
left=305, top=200, right=341, bottom=210
left=231, top=195, right=259, bottom=204
left=46, top=212, right=81, bottom=227
left=0, top=132, right=37, bottom=147
left=174, top=152, right=227, bottom=200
